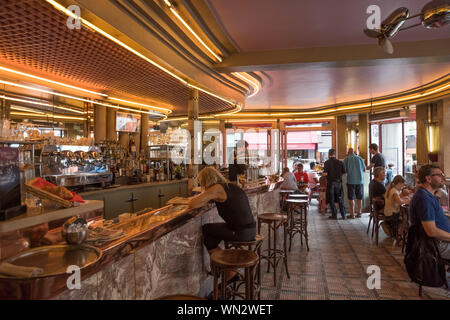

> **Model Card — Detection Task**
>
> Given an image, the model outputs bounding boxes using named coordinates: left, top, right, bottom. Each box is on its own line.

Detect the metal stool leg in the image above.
left=283, top=220, right=290, bottom=279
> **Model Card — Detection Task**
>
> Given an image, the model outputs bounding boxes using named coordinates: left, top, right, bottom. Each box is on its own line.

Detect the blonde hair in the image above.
left=198, top=166, right=229, bottom=190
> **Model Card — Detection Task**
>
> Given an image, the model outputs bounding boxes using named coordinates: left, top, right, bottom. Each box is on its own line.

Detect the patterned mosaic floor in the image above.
left=259, top=202, right=450, bottom=300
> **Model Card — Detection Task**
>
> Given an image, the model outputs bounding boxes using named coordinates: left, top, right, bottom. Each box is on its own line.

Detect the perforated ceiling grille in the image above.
left=0, top=0, right=234, bottom=115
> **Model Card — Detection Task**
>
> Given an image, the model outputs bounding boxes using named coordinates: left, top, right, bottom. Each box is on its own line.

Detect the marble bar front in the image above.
left=0, top=180, right=282, bottom=300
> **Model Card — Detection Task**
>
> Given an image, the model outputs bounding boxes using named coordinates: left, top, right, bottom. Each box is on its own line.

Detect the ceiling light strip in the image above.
left=232, top=72, right=260, bottom=98
left=108, top=97, right=172, bottom=113
left=10, top=106, right=46, bottom=114
left=0, top=79, right=161, bottom=115
left=10, top=112, right=86, bottom=121
left=217, top=82, right=450, bottom=118
left=1, top=95, right=84, bottom=114
left=0, top=66, right=107, bottom=97
left=168, top=6, right=222, bottom=62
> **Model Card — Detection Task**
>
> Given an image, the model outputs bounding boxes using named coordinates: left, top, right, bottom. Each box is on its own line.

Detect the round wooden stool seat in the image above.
left=211, top=249, right=258, bottom=269
left=156, top=294, right=206, bottom=300
left=257, top=213, right=287, bottom=223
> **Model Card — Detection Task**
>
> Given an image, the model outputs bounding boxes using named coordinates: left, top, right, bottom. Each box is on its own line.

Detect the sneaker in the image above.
left=381, top=222, right=392, bottom=237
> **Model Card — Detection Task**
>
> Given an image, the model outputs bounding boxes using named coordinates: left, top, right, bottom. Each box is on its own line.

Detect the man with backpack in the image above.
left=409, top=164, right=450, bottom=259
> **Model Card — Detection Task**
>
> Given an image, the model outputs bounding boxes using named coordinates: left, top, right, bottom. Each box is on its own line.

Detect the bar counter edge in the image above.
left=0, top=180, right=282, bottom=300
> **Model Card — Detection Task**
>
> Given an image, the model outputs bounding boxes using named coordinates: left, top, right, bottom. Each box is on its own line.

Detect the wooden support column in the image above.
left=119, top=132, right=129, bottom=150
left=358, top=113, right=369, bottom=165
left=187, top=88, right=199, bottom=194
left=416, top=104, right=429, bottom=166
left=337, top=116, right=347, bottom=160
left=438, top=98, right=450, bottom=175
left=106, top=108, right=116, bottom=141
left=94, top=104, right=106, bottom=143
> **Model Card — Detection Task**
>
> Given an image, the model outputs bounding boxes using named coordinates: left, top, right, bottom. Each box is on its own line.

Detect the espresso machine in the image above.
left=40, top=144, right=112, bottom=189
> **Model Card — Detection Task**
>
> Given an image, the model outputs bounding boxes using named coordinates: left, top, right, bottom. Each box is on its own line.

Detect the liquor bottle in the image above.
left=129, top=135, right=137, bottom=159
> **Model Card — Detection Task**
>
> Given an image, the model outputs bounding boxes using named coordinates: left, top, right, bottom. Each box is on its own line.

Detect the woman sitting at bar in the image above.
left=187, top=166, right=256, bottom=279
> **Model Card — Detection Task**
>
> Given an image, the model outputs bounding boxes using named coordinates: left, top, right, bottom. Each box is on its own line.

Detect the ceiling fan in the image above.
left=364, top=0, right=450, bottom=54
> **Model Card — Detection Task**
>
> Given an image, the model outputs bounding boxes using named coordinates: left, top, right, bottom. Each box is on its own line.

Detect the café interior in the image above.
left=0, top=0, right=449, bottom=300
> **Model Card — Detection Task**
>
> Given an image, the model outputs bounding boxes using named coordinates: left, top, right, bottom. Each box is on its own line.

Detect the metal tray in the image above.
left=0, top=244, right=102, bottom=279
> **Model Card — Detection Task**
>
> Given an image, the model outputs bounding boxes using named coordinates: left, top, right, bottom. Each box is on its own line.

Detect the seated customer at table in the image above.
left=409, top=164, right=450, bottom=260
left=294, top=163, right=309, bottom=194
left=308, top=162, right=320, bottom=191
left=369, top=166, right=386, bottom=212
left=383, top=175, right=410, bottom=237
left=281, top=167, right=299, bottom=191
left=187, top=166, right=256, bottom=278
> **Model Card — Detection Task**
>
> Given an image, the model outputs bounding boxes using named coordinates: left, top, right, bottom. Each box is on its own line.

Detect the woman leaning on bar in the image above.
left=187, top=166, right=256, bottom=267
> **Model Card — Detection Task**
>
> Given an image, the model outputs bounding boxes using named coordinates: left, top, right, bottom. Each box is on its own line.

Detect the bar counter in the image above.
left=0, top=179, right=282, bottom=300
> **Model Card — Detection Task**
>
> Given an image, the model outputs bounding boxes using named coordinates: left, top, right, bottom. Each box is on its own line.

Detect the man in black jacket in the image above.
left=323, top=149, right=347, bottom=220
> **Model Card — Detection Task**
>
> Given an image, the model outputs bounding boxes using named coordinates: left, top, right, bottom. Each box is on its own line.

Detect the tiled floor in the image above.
left=259, top=202, right=450, bottom=300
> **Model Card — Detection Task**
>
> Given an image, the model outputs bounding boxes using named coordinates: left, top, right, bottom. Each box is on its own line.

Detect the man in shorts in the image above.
left=344, top=148, right=366, bottom=218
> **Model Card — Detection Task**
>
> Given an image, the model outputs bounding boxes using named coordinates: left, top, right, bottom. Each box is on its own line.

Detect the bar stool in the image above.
left=224, top=234, right=264, bottom=300
left=279, top=189, right=296, bottom=212
left=285, top=198, right=309, bottom=251
left=211, top=249, right=259, bottom=300
left=257, top=213, right=290, bottom=286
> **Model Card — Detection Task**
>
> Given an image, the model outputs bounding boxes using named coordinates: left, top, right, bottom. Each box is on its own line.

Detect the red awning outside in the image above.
left=288, top=143, right=316, bottom=150
left=243, top=131, right=268, bottom=150
left=287, top=131, right=318, bottom=150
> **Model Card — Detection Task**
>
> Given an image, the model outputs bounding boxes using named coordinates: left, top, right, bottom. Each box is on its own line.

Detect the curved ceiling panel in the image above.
left=0, top=0, right=234, bottom=115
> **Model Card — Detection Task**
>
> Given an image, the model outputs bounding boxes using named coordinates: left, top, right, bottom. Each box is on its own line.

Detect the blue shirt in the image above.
left=409, top=187, right=450, bottom=233
left=386, top=168, right=393, bottom=185
left=343, top=154, right=365, bottom=185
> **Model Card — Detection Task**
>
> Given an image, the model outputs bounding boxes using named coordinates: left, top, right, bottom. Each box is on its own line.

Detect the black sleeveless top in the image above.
left=214, top=183, right=256, bottom=231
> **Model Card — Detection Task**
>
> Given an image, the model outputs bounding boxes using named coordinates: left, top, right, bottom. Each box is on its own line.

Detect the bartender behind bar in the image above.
left=228, top=140, right=249, bottom=183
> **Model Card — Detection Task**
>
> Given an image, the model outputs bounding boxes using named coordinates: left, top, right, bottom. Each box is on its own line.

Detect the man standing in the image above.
left=323, top=149, right=346, bottom=220
left=367, top=143, right=386, bottom=171
left=409, top=165, right=450, bottom=259
left=344, top=148, right=366, bottom=219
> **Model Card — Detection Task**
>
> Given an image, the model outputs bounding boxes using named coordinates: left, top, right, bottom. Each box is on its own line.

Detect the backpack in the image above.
left=404, top=224, right=447, bottom=288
